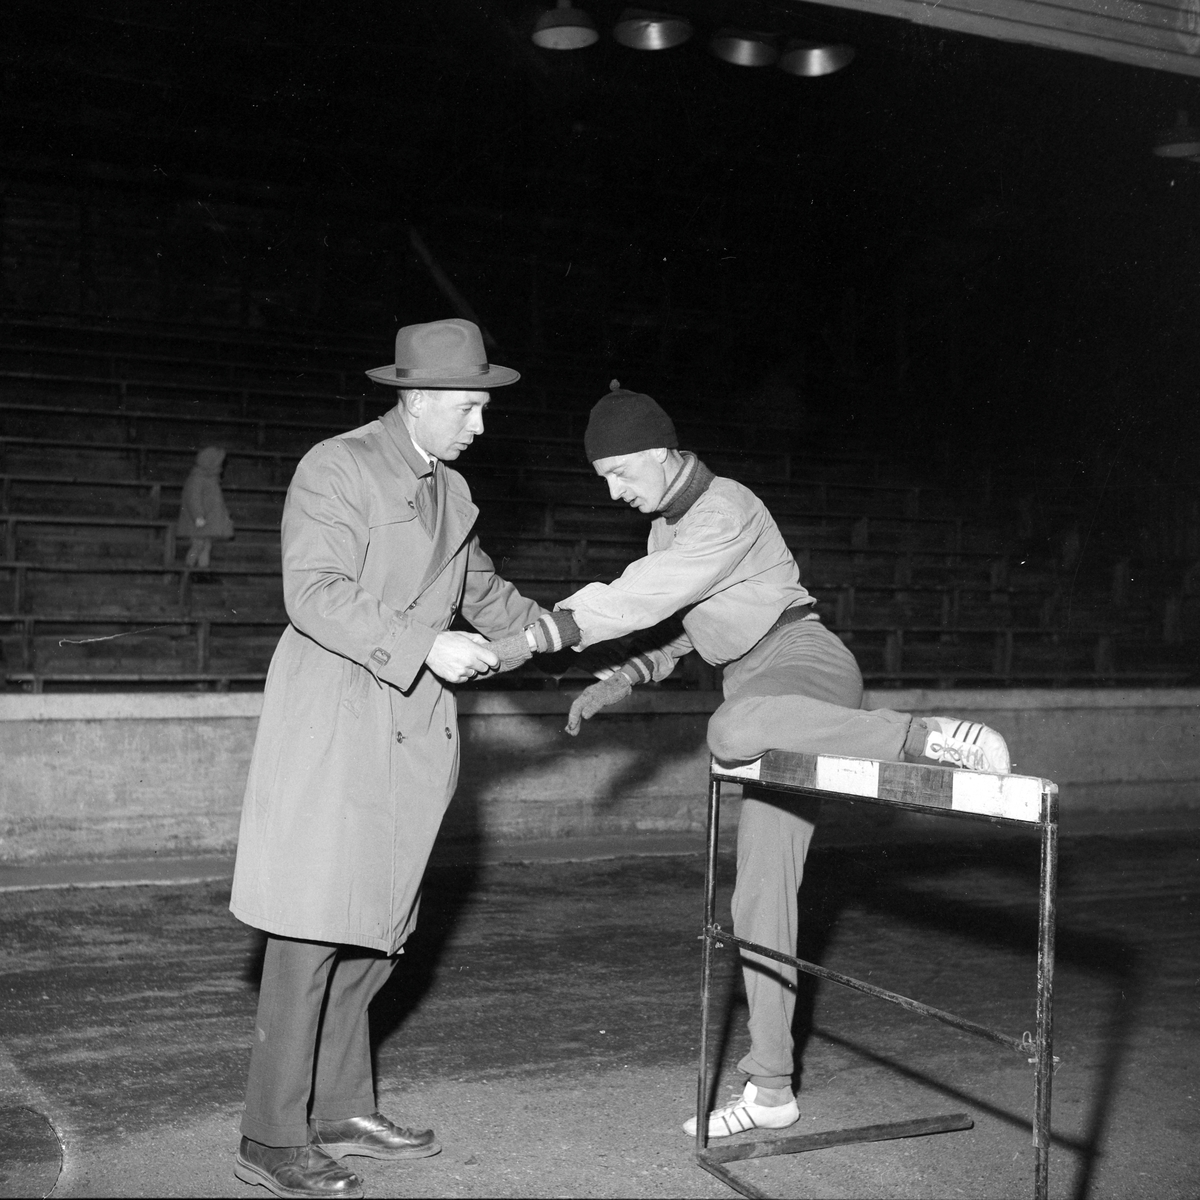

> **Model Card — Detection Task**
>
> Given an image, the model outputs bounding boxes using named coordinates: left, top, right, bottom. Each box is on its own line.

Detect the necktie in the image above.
left=417, top=465, right=438, bottom=535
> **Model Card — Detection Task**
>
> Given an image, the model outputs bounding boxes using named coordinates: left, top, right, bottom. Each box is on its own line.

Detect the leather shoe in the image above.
left=234, top=1137, right=363, bottom=1199
left=309, top=1111, right=441, bottom=1160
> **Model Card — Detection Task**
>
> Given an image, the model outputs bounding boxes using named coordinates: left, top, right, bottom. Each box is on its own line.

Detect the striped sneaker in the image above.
left=922, top=717, right=1011, bottom=774
left=682, top=1083, right=799, bottom=1138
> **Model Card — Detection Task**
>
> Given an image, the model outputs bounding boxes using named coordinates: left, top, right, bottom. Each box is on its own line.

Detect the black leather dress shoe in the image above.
left=234, top=1137, right=364, bottom=1199
left=309, top=1111, right=441, bottom=1160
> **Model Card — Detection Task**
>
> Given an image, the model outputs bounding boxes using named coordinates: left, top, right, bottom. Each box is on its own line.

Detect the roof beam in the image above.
left=791, top=0, right=1200, bottom=76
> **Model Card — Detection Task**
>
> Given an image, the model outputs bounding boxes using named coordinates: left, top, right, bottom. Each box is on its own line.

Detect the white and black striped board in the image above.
left=712, top=752, right=1056, bottom=825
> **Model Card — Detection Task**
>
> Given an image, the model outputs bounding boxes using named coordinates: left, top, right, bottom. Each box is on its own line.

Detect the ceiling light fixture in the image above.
left=613, top=9, right=693, bottom=50
left=1153, top=109, right=1200, bottom=158
left=709, top=29, right=778, bottom=67
left=532, top=1, right=599, bottom=50
left=777, top=39, right=855, bottom=77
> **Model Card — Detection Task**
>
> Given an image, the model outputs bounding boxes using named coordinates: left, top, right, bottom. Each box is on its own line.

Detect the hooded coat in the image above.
left=229, top=407, right=542, bottom=953
left=177, top=447, right=235, bottom=541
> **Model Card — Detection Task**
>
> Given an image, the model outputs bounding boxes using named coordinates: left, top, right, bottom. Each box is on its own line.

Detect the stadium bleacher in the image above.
left=1, top=314, right=1193, bottom=692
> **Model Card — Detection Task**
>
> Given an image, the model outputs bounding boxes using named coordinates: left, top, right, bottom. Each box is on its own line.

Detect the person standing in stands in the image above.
left=498, top=382, right=1012, bottom=1142
left=229, top=319, right=569, bottom=1200
left=177, top=445, right=235, bottom=568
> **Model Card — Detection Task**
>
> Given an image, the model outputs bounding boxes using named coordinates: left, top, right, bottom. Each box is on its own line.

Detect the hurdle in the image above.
left=696, top=751, right=1059, bottom=1200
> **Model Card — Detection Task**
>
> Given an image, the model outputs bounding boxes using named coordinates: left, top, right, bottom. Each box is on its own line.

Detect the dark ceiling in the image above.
left=4, top=0, right=1200, bottom=475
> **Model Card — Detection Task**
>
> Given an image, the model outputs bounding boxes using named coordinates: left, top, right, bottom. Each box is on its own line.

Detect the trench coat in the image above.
left=229, top=406, right=542, bottom=954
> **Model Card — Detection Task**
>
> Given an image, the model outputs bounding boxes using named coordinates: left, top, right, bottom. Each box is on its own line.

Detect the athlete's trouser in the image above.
left=241, top=936, right=397, bottom=1146
left=707, top=618, right=916, bottom=1090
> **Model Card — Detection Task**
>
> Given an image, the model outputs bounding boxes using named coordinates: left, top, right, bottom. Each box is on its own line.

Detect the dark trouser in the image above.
left=707, top=619, right=916, bottom=1091
left=241, top=936, right=397, bottom=1146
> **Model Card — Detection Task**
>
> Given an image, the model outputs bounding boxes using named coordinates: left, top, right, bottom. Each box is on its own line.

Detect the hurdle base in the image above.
left=696, top=1111, right=974, bottom=1199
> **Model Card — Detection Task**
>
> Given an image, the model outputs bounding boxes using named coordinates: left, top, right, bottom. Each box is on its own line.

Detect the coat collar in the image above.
left=381, top=405, right=435, bottom=481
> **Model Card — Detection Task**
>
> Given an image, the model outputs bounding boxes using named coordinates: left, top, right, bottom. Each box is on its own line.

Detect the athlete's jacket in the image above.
left=560, top=458, right=813, bottom=680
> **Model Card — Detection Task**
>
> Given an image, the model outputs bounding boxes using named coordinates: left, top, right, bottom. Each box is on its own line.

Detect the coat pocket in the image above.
left=366, top=501, right=422, bottom=576
left=342, top=656, right=373, bottom=718
left=369, top=497, right=420, bottom=530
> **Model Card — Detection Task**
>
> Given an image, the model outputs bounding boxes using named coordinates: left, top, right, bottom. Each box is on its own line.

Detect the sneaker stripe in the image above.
left=689, top=1093, right=802, bottom=1139
left=712, top=1103, right=757, bottom=1137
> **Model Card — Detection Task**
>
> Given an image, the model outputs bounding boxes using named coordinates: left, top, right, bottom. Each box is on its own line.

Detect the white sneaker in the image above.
left=922, top=717, right=1011, bottom=774
left=682, top=1083, right=800, bottom=1138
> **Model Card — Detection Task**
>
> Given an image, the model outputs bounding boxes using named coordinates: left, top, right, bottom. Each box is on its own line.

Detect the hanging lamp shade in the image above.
left=1153, top=109, right=1200, bottom=158
left=613, top=9, right=693, bottom=50
left=710, top=28, right=778, bottom=67
left=778, top=39, right=855, bottom=77
left=532, top=1, right=599, bottom=50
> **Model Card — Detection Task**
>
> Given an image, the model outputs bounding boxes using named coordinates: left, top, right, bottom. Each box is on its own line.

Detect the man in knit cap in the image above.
left=496, top=382, right=1012, bottom=1140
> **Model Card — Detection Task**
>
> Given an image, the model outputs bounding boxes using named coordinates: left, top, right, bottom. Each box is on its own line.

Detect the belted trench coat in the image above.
left=230, top=407, right=542, bottom=954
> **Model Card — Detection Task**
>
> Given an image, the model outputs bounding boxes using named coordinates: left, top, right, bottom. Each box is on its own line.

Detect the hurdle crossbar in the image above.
left=696, top=750, right=1059, bottom=1200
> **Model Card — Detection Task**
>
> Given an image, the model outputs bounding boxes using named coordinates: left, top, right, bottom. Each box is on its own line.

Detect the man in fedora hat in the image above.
left=499, top=382, right=1012, bottom=1142
left=230, top=318, right=574, bottom=1199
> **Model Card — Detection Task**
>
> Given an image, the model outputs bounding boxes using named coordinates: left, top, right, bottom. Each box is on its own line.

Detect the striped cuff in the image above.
left=619, top=653, right=655, bottom=686
left=528, top=610, right=582, bottom=654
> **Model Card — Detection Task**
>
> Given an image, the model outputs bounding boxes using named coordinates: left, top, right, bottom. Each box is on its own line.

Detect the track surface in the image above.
left=0, top=831, right=1196, bottom=1198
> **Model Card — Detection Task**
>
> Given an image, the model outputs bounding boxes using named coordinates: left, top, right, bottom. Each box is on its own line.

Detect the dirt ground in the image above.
left=0, top=828, right=1196, bottom=1199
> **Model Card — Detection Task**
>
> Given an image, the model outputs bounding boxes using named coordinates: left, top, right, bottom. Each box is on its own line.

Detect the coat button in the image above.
left=396, top=731, right=405, bottom=744
left=445, top=727, right=452, bottom=739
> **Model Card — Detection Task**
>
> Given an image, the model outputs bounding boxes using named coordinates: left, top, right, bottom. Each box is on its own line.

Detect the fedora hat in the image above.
left=366, top=318, right=519, bottom=389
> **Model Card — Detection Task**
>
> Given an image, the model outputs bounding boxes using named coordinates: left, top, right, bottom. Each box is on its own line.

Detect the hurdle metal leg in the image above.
left=695, top=771, right=1058, bottom=1200
left=1033, top=787, right=1059, bottom=1198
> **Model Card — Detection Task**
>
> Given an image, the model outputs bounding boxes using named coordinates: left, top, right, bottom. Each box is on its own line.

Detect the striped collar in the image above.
left=658, top=452, right=716, bottom=525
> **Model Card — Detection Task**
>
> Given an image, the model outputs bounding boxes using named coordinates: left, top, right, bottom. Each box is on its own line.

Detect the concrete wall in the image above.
left=1, top=689, right=1199, bottom=862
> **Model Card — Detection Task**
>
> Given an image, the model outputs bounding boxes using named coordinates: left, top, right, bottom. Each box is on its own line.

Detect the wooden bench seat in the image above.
left=0, top=340, right=359, bottom=394
left=0, top=420, right=804, bottom=488
left=1, top=478, right=1012, bottom=592
left=0, top=332, right=888, bottom=476
left=834, top=623, right=1182, bottom=680
left=822, top=582, right=1056, bottom=626
left=3, top=600, right=1188, bottom=690
left=4, top=671, right=268, bottom=693
left=2, top=512, right=282, bottom=566
left=0, top=609, right=598, bottom=686
left=1, top=398, right=833, bottom=485
left=1, top=560, right=285, bottom=614
left=0, top=610, right=286, bottom=673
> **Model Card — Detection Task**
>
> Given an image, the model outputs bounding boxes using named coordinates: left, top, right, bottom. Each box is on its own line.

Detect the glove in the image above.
left=489, top=632, right=534, bottom=674
left=489, top=610, right=583, bottom=675
left=565, top=670, right=633, bottom=736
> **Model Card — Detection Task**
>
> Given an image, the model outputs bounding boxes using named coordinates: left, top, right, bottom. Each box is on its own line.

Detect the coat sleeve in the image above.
left=281, top=440, right=437, bottom=691
left=625, top=625, right=694, bottom=683
left=557, top=502, right=752, bottom=648
left=459, top=536, right=546, bottom=637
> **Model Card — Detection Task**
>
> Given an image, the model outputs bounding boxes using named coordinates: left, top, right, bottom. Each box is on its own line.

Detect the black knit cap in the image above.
left=584, top=380, right=678, bottom=462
